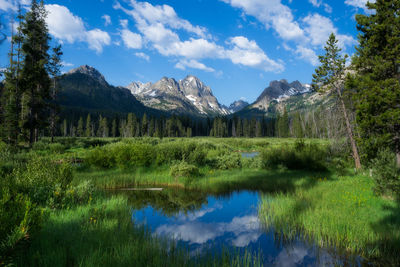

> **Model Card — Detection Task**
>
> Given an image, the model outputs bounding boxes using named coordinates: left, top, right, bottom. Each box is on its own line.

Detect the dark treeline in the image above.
left=55, top=103, right=345, bottom=139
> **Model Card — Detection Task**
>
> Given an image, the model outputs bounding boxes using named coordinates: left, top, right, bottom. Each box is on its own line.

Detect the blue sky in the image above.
left=1, top=0, right=373, bottom=105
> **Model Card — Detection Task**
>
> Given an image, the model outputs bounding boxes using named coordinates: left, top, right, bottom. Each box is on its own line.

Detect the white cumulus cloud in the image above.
left=221, top=0, right=355, bottom=66
left=121, top=28, right=143, bottom=49
left=120, top=0, right=209, bottom=39
left=115, top=0, right=283, bottom=73
left=0, top=0, right=29, bottom=12
left=295, top=45, right=319, bottom=66
left=302, top=14, right=356, bottom=49
left=175, top=59, right=215, bottom=72
left=102, top=14, right=111, bottom=26
left=226, top=36, right=284, bottom=72
left=221, top=0, right=304, bottom=41
left=135, top=52, right=149, bottom=61
left=86, top=29, right=111, bottom=53
left=45, top=4, right=111, bottom=53
left=345, top=0, right=375, bottom=10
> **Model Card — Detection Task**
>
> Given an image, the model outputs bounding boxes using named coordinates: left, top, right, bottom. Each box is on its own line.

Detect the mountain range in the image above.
left=57, top=65, right=319, bottom=118
left=127, top=75, right=229, bottom=116
left=57, top=65, right=161, bottom=118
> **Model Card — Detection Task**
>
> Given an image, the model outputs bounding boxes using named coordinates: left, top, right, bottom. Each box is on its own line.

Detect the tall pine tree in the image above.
left=313, top=33, right=362, bottom=169
left=20, top=0, right=52, bottom=144
left=349, top=0, right=400, bottom=166
left=48, top=45, right=62, bottom=142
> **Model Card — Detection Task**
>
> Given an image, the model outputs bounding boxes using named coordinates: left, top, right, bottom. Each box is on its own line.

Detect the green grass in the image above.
left=75, top=165, right=400, bottom=264
left=259, top=173, right=400, bottom=264
left=16, top=195, right=262, bottom=267
left=74, top=166, right=327, bottom=193
left=5, top=137, right=399, bottom=265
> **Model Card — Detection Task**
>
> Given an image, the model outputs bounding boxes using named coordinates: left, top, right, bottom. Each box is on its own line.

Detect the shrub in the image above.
left=32, top=141, right=49, bottom=151
left=0, top=189, right=43, bottom=263
left=261, top=142, right=327, bottom=171
left=215, top=153, right=242, bottom=170
left=14, top=158, right=73, bottom=206
left=155, top=142, right=185, bottom=165
left=62, top=180, right=96, bottom=207
left=48, top=143, right=66, bottom=154
left=242, top=156, right=263, bottom=169
left=371, top=149, right=400, bottom=196
left=187, top=147, right=207, bottom=166
left=113, top=143, right=155, bottom=168
left=86, top=146, right=115, bottom=168
left=170, top=161, right=199, bottom=178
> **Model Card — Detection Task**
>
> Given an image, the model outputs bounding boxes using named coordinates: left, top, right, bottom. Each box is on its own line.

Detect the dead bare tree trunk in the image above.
left=336, top=85, right=362, bottom=170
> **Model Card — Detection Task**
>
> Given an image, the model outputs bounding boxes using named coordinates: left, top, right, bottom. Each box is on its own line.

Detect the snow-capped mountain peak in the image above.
left=127, top=75, right=229, bottom=116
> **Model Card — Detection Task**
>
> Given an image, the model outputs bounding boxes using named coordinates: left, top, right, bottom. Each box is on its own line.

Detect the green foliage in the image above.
left=215, top=153, right=242, bottom=170
left=13, top=158, right=73, bottom=206
left=170, top=161, right=199, bottom=178
left=32, top=140, right=50, bottom=151
left=312, top=33, right=347, bottom=92
left=48, top=143, right=66, bottom=154
left=113, top=143, right=155, bottom=168
left=241, top=156, right=262, bottom=169
left=259, top=173, right=400, bottom=261
left=371, top=149, right=400, bottom=196
left=261, top=141, right=327, bottom=171
left=86, top=146, right=115, bottom=168
left=349, top=0, right=400, bottom=162
left=0, top=189, right=43, bottom=264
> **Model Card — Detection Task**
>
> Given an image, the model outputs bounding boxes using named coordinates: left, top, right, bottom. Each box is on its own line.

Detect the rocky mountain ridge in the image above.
left=127, top=75, right=229, bottom=116
left=251, top=79, right=312, bottom=112
left=228, top=100, right=249, bottom=113
left=62, top=65, right=319, bottom=118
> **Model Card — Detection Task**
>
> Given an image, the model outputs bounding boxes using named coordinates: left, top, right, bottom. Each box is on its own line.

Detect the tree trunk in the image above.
left=336, top=86, right=362, bottom=170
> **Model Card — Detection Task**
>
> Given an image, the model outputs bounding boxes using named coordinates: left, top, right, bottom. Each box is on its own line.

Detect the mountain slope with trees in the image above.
left=57, top=65, right=163, bottom=118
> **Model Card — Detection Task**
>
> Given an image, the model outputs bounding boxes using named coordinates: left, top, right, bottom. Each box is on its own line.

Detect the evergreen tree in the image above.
left=148, top=117, right=155, bottom=137
left=48, top=45, right=62, bottom=142
left=186, top=127, right=192, bottom=138
left=97, top=117, right=108, bottom=138
left=237, top=119, right=243, bottom=137
left=292, top=112, right=304, bottom=138
left=111, top=118, right=117, bottom=137
left=85, top=114, right=92, bottom=137
left=126, top=113, right=134, bottom=137
left=1, top=7, right=24, bottom=145
left=231, top=118, right=237, bottom=137
left=277, top=108, right=289, bottom=138
left=349, top=0, right=400, bottom=166
left=256, top=120, right=262, bottom=137
left=77, top=117, right=84, bottom=137
left=62, top=119, right=67, bottom=137
left=141, top=113, right=148, bottom=136
left=243, top=119, right=249, bottom=137
left=20, top=0, right=52, bottom=144
left=155, top=118, right=162, bottom=138
left=313, top=33, right=362, bottom=169
left=96, top=115, right=103, bottom=137
left=250, top=118, right=256, bottom=137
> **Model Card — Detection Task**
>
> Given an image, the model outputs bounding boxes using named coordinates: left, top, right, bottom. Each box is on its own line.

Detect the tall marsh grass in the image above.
left=259, top=173, right=400, bottom=264
left=17, top=195, right=263, bottom=267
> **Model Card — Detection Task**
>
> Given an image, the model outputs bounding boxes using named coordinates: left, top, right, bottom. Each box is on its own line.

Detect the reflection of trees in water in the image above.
left=120, top=189, right=210, bottom=217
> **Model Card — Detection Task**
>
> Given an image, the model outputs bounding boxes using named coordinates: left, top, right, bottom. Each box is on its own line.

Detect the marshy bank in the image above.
left=1, top=137, right=399, bottom=266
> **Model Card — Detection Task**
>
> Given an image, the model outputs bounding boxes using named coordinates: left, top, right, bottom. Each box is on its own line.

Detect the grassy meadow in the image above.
left=1, top=137, right=399, bottom=266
